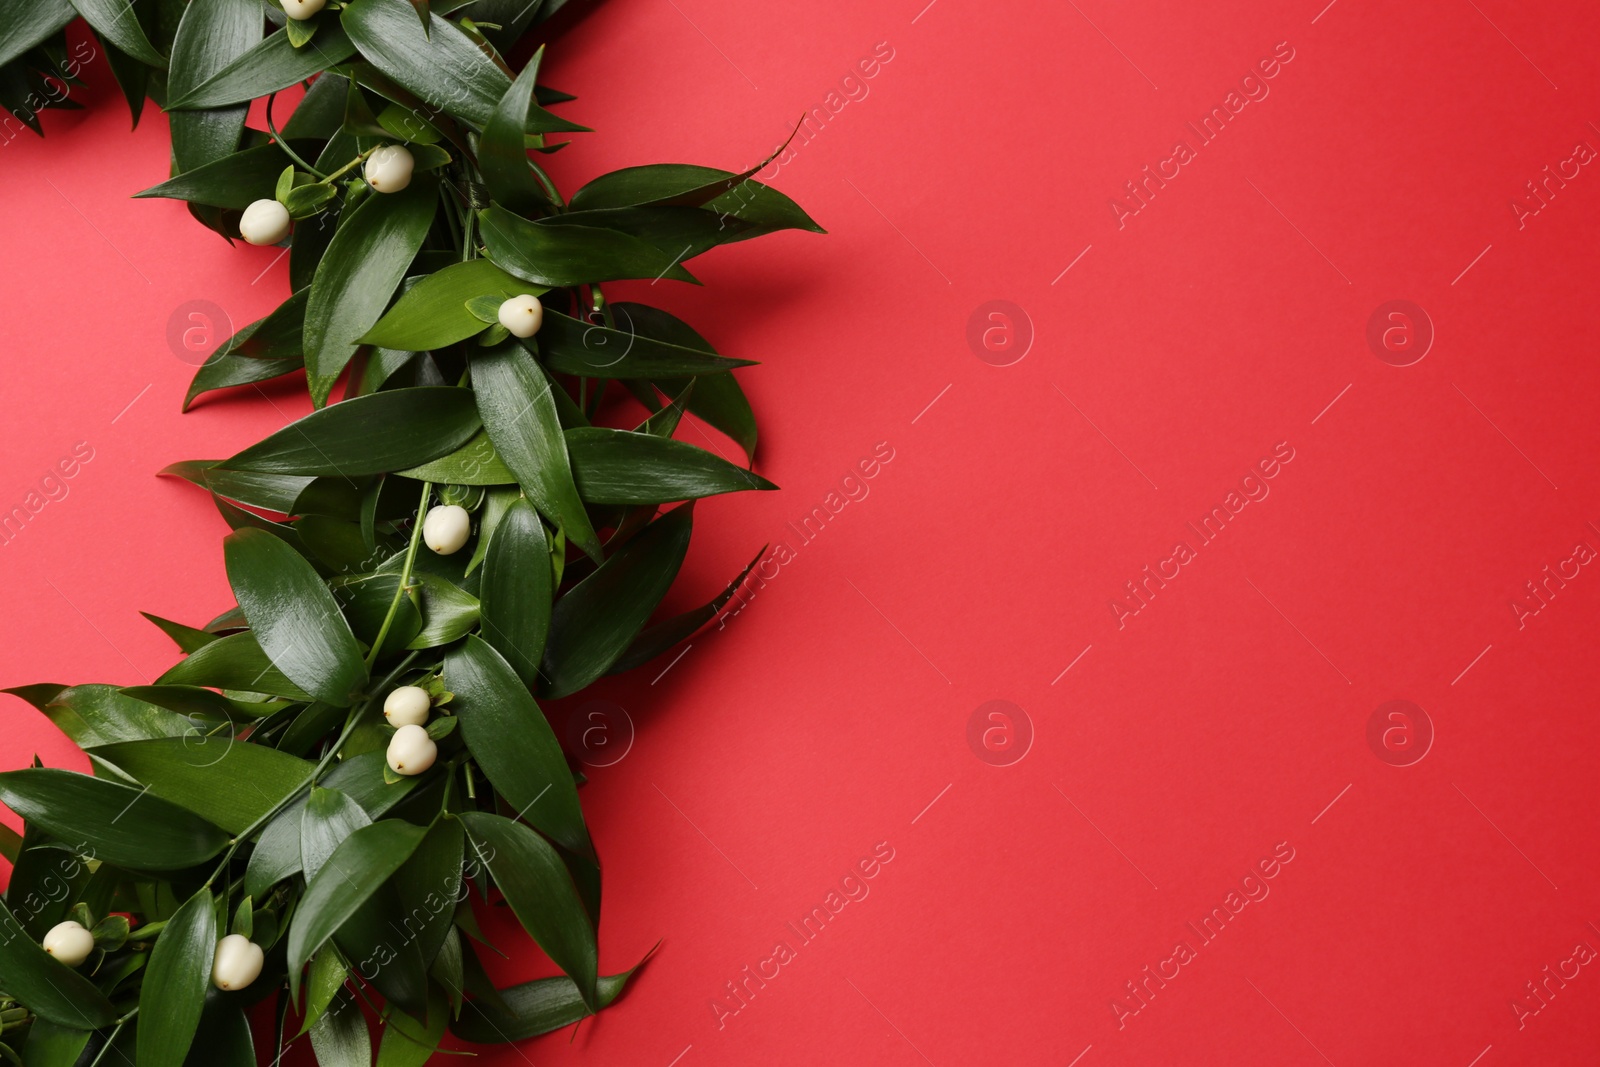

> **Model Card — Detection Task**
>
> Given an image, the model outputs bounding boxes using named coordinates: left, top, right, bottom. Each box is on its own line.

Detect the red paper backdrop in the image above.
left=5, top=0, right=1600, bottom=1064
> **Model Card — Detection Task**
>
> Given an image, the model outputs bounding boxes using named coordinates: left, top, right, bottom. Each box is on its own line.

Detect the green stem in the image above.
left=264, top=93, right=326, bottom=180
left=318, top=144, right=382, bottom=186
left=366, top=481, right=432, bottom=671
left=87, top=1014, right=132, bottom=1067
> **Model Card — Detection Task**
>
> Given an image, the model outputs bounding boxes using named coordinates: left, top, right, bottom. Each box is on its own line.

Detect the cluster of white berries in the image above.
left=240, top=144, right=417, bottom=246
left=384, top=685, right=438, bottom=776
left=44, top=920, right=265, bottom=991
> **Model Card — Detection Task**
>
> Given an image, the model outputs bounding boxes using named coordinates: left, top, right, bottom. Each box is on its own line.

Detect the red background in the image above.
left=4, top=0, right=1600, bottom=1063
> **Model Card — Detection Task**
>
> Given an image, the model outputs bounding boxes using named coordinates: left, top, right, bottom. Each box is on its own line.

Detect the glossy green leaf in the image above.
left=610, top=543, right=764, bottom=674
left=451, top=953, right=649, bottom=1044
left=156, top=631, right=314, bottom=702
left=300, top=946, right=349, bottom=1036
left=301, top=786, right=372, bottom=883
left=705, top=178, right=827, bottom=236
left=282, top=72, right=350, bottom=139
left=167, top=0, right=258, bottom=186
left=288, top=819, right=428, bottom=994
left=565, top=427, right=775, bottom=505
left=477, top=499, right=552, bottom=689
left=395, top=429, right=515, bottom=485
left=2, top=684, right=192, bottom=749
left=304, top=174, right=438, bottom=405
left=341, top=0, right=513, bottom=128
left=614, top=302, right=757, bottom=460
left=169, top=25, right=358, bottom=108
left=0, top=895, right=117, bottom=1029
left=90, top=738, right=313, bottom=835
left=308, top=988, right=371, bottom=1067
left=389, top=818, right=463, bottom=968
left=218, top=386, right=481, bottom=477
left=244, top=797, right=304, bottom=898
left=472, top=342, right=600, bottom=560
left=541, top=205, right=760, bottom=262
left=137, top=887, right=214, bottom=1067
left=459, top=812, right=596, bottom=1008
left=139, top=613, right=220, bottom=654
left=134, top=141, right=314, bottom=210
left=333, top=885, right=429, bottom=1017
left=0, top=768, right=229, bottom=870
left=359, top=260, right=543, bottom=351
left=184, top=353, right=302, bottom=410
left=19, top=1018, right=93, bottom=1067
left=480, top=206, right=698, bottom=287
left=322, top=749, right=423, bottom=817
left=225, top=527, right=367, bottom=705
left=183, top=992, right=255, bottom=1067
left=0, top=0, right=74, bottom=71
left=542, top=504, right=694, bottom=697
left=377, top=987, right=447, bottom=1067
left=479, top=47, right=555, bottom=217
left=400, top=571, right=480, bottom=649
left=69, top=0, right=166, bottom=68
left=117, top=685, right=277, bottom=722
left=534, top=309, right=752, bottom=379
left=448, top=638, right=588, bottom=856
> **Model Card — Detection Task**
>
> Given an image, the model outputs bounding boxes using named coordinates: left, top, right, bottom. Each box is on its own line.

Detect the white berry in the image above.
left=422, top=504, right=471, bottom=555
left=211, top=934, right=265, bottom=990
left=239, top=199, right=291, bottom=246
left=42, top=921, right=94, bottom=967
left=497, top=295, right=544, bottom=338
left=387, top=724, right=437, bottom=776
left=282, top=0, right=326, bottom=19
left=384, top=685, right=432, bottom=727
left=364, top=145, right=414, bottom=193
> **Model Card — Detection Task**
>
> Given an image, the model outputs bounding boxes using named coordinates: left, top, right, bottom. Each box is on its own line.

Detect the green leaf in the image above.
left=0, top=895, right=117, bottom=1030
left=308, top=988, right=371, bottom=1067
left=167, top=0, right=258, bottom=184
left=90, top=738, right=314, bottom=835
left=287, top=819, right=428, bottom=996
left=541, top=504, right=694, bottom=697
left=322, top=749, right=424, bottom=818
left=69, top=0, right=166, bottom=68
left=389, top=818, right=462, bottom=967
left=135, top=141, right=317, bottom=210
left=0, top=768, right=230, bottom=870
left=477, top=499, right=552, bottom=689
left=612, top=302, right=758, bottom=461
left=184, top=354, right=303, bottom=411
left=304, top=174, right=438, bottom=405
left=472, top=342, right=600, bottom=560
left=340, top=0, right=513, bottom=128
left=156, top=631, right=314, bottom=702
left=459, top=812, right=596, bottom=1008
left=376, top=988, right=447, bottom=1067
left=451, top=952, right=650, bottom=1044
left=230, top=897, right=253, bottom=940
left=394, top=429, right=515, bottom=485
left=183, top=992, right=255, bottom=1067
left=225, top=527, right=367, bottom=706
left=565, top=427, right=775, bottom=505
left=217, top=386, right=481, bottom=477
left=2, top=684, right=193, bottom=749
left=137, top=887, right=214, bottom=1067
left=479, top=47, right=556, bottom=217
left=285, top=11, right=319, bottom=48
left=403, top=571, right=481, bottom=649
left=610, top=543, right=764, bottom=674
left=300, top=786, right=371, bottom=882
left=0, top=822, right=19, bottom=864
left=480, top=205, right=699, bottom=287
left=140, top=613, right=220, bottom=654
left=534, top=309, right=753, bottom=379
left=167, top=26, right=358, bottom=109
left=0, top=0, right=74, bottom=71
left=447, top=638, right=588, bottom=856
left=118, top=685, right=280, bottom=723
left=376, top=100, right=441, bottom=143
left=282, top=72, right=350, bottom=140
left=541, top=205, right=760, bottom=262
left=359, top=260, right=543, bottom=351
left=300, top=946, right=349, bottom=1036
left=18, top=1018, right=93, bottom=1067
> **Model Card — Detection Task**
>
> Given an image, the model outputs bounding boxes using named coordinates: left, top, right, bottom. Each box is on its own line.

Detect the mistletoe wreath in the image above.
left=0, top=0, right=817, bottom=1063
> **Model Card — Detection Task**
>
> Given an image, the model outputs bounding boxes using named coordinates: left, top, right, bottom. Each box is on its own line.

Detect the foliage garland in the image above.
left=0, top=0, right=816, bottom=1062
